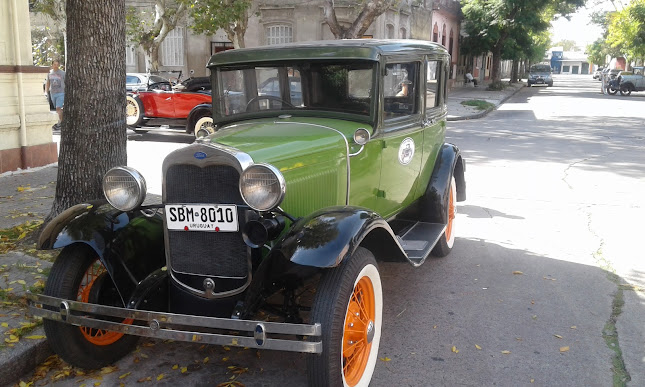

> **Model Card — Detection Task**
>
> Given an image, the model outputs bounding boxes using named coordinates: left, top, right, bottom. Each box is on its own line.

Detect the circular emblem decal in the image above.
left=194, top=151, right=207, bottom=160
left=398, top=138, right=415, bottom=165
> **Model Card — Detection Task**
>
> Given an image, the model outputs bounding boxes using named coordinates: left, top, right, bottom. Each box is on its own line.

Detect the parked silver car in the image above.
left=527, top=64, right=553, bottom=87
left=126, top=73, right=171, bottom=91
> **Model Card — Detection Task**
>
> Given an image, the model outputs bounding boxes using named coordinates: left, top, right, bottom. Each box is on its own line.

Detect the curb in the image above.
left=0, top=326, right=52, bottom=386
left=447, top=84, right=524, bottom=121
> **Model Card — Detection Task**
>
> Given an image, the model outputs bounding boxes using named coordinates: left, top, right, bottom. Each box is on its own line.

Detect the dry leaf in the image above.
left=203, top=356, right=210, bottom=363
left=223, top=346, right=231, bottom=351
left=1, top=322, right=8, bottom=328
left=94, top=383, right=101, bottom=387
left=379, top=357, right=391, bottom=361
left=137, top=376, right=152, bottom=382
left=222, top=357, right=229, bottom=361
left=16, top=279, right=26, bottom=285
left=119, top=372, right=131, bottom=379
left=570, top=326, right=577, bottom=329
left=24, top=335, right=46, bottom=340
left=531, top=379, right=535, bottom=383
left=554, top=334, right=563, bottom=339
left=512, top=271, right=523, bottom=275
left=501, top=350, right=511, bottom=354
left=172, top=365, right=178, bottom=370
left=451, top=346, right=459, bottom=354
left=181, top=367, right=188, bottom=374
left=560, top=346, right=570, bottom=352
left=157, top=374, right=164, bottom=381
left=475, top=344, right=482, bottom=350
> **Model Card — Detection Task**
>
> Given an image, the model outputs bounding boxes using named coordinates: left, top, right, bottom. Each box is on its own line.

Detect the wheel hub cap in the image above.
left=366, top=320, right=375, bottom=343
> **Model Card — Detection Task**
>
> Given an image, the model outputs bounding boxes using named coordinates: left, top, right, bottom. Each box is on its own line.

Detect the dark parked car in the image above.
left=31, top=40, right=466, bottom=386
left=527, top=64, right=553, bottom=87
left=126, top=76, right=213, bottom=137
left=616, top=66, right=645, bottom=96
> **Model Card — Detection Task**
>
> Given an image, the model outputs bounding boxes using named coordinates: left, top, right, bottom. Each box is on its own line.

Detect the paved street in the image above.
left=6, top=74, right=645, bottom=386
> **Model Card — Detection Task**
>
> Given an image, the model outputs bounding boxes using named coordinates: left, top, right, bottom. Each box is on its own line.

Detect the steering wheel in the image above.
left=246, top=95, right=294, bottom=110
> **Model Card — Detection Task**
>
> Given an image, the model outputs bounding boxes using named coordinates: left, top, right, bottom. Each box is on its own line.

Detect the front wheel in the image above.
left=43, top=245, right=138, bottom=369
left=307, top=247, right=382, bottom=387
left=608, top=85, right=619, bottom=95
left=619, top=84, right=632, bottom=96
left=432, top=176, right=457, bottom=257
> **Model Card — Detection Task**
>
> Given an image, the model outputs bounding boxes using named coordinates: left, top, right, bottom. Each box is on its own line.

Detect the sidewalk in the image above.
left=447, top=79, right=524, bottom=121
left=0, top=81, right=523, bottom=386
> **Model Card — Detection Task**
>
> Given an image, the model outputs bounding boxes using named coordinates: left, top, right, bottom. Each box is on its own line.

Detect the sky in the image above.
left=550, top=1, right=623, bottom=50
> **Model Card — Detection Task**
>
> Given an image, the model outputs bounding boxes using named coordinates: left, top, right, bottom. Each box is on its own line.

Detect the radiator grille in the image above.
left=165, top=164, right=248, bottom=278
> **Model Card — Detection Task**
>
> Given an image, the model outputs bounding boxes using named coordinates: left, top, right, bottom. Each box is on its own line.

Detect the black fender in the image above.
left=417, top=143, right=466, bottom=224
left=274, top=206, right=407, bottom=268
left=38, top=201, right=166, bottom=303
left=187, top=103, right=212, bottom=132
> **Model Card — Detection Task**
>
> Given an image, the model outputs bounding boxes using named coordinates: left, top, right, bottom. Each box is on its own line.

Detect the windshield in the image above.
left=213, top=61, right=375, bottom=119
left=530, top=65, right=551, bottom=73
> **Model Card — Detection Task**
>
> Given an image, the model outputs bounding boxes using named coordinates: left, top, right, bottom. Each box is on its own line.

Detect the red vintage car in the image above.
left=126, top=76, right=215, bottom=138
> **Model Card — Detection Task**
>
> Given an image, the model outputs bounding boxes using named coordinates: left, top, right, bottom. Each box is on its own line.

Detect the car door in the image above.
left=374, top=60, right=425, bottom=219
left=415, top=56, right=449, bottom=196
left=141, top=85, right=176, bottom=118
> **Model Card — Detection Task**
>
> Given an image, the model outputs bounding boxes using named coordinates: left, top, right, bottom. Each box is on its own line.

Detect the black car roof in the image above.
left=207, top=39, right=448, bottom=67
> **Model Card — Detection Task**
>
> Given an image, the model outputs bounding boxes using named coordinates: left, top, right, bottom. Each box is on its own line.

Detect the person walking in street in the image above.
left=45, top=59, right=65, bottom=130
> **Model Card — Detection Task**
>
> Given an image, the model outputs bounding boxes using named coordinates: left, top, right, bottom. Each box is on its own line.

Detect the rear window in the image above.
left=530, top=65, right=551, bottom=73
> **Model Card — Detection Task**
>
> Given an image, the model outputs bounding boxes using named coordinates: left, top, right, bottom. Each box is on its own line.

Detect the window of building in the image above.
left=161, top=27, right=184, bottom=66
left=266, top=24, right=293, bottom=45
left=400, top=28, right=407, bottom=39
left=448, top=29, right=454, bottom=57
left=125, top=45, right=136, bottom=67
left=386, top=24, right=395, bottom=39
left=211, top=42, right=234, bottom=55
left=432, top=23, right=438, bottom=42
left=442, top=24, right=447, bottom=46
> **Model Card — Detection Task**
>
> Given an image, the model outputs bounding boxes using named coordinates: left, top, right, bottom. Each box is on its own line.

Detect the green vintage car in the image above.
left=31, top=40, right=466, bottom=386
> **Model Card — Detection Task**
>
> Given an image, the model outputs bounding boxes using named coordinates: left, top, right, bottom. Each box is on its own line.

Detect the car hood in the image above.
left=210, top=117, right=368, bottom=170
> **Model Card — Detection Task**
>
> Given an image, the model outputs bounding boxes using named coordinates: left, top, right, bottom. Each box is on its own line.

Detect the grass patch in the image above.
left=603, top=288, right=631, bottom=386
left=460, top=100, right=495, bottom=111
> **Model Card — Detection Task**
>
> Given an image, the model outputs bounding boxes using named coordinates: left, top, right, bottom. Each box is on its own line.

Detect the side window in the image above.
left=426, top=60, right=442, bottom=111
left=383, top=62, right=419, bottom=119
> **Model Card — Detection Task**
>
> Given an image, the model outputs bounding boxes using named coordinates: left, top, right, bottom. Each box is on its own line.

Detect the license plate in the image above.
left=165, top=204, right=238, bottom=232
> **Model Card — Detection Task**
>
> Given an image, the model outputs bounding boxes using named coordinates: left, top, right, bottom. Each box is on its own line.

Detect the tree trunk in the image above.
left=491, top=46, right=502, bottom=82
left=45, top=0, right=127, bottom=223
left=147, top=44, right=160, bottom=71
left=511, top=60, right=518, bottom=83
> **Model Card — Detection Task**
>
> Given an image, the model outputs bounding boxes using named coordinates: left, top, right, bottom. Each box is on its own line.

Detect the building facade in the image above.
left=1, top=0, right=58, bottom=173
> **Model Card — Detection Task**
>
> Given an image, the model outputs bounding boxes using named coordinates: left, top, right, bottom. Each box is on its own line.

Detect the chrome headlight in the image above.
left=102, top=166, right=147, bottom=211
left=239, top=164, right=285, bottom=211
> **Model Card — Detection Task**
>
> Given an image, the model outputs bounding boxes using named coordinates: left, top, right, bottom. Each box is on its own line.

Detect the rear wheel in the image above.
left=619, top=84, right=632, bottom=96
left=126, top=95, right=144, bottom=127
left=193, top=115, right=215, bottom=138
left=307, top=247, right=382, bottom=387
left=43, top=245, right=138, bottom=369
left=432, top=176, right=457, bottom=257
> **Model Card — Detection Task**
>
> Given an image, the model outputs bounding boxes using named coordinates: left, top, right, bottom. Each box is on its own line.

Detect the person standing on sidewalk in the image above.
left=45, top=59, right=65, bottom=130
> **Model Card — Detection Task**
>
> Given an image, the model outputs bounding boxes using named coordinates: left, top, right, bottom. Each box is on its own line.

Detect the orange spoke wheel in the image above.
left=77, top=260, right=133, bottom=346
left=445, top=179, right=456, bottom=241
left=307, top=247, right=382, bottom=387
left=432, top=176, right=457, bottom=257
left=342, top=276, right=376, bottom=386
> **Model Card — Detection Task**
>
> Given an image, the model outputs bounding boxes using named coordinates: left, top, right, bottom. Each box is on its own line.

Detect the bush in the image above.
left=486, top=81, right=509, bottom=91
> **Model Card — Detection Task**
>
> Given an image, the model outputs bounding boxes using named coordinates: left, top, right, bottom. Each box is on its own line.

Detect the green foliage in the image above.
left=178, top=0, right=251, bottom=48
left=460, top=0, right=584, bottom=80
left=607, top=0, right=645, bottom=62
left=31, top=27, right=64, bottom=66
left=460, top=100, right=495, bottom=110
left=31, top=0, right=65, bottom=21
left=553, top=39, right=579, bottom=51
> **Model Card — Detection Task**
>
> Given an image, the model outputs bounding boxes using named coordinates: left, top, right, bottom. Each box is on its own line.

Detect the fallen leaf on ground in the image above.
left=157, top=374, right=164, bottom=381
left=501, top=350, right=511, bottom=354
left=119, top=372, right=130, bottom=379
left=137, top=376, right=152, bottom=382
left=24, top=335, right=46, bottom=340
left=512, top=271, right=523, bottom=275
left=560, top=346, right=570, bottom=352
left=172, top=365, right=178, bottom=370
left=181, top=367, right=188, bottom=373
left=379, top=357, right=391, bottom=361
left=451, top=346, right=459, bottom=354
left=475, top=344, right=482, bottom=350
left=570, top=326, right=577, bottom=329
left=554, top=334, right=563, bottom=339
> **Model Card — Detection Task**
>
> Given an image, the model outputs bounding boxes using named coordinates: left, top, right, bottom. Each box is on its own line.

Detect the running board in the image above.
left=397, top=222, right=446, bottom=266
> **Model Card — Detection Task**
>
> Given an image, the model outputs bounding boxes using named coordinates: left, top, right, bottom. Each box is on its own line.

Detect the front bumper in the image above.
left=27, top=293, right=322, bottom=354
